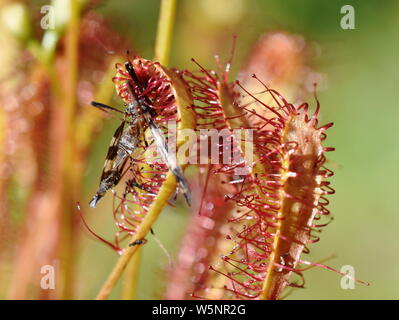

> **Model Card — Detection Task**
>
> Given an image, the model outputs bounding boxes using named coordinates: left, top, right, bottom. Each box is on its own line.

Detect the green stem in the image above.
left=154, top=0, right=177, bottom=65
left=121, top=247, right=143, bottom=300
left=59, top=0, right=80, bottom=299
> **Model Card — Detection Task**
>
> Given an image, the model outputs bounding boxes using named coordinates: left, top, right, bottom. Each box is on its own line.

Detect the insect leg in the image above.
left=90, top=101, right=124, bottom=114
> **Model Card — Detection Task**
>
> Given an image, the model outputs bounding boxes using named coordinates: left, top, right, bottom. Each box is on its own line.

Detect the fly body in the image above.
left=89, top=101, right=147, bottom=208
left=89, top=60, right=191, bottom=208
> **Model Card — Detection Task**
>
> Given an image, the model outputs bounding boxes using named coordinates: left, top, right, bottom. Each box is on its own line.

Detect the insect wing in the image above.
left=100, top=121, right=126, bottom=180
left=89, top=121, right=126, bottom=208
left=148, top=119, right=191, bottom=206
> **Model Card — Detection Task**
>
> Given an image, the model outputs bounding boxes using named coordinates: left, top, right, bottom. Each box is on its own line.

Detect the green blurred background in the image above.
left=8, top=0, right=399, bottom=299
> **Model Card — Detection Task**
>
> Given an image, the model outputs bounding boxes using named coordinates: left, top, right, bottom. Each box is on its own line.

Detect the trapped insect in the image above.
left=89, top=60, right=191, bottom=208
left=129, top=239, right=147, bottom=247
left=88, top=100, right=147, bottom=208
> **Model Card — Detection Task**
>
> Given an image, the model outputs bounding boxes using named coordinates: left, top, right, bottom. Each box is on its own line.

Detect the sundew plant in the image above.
left=3, top=0, right=397, bottom=301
